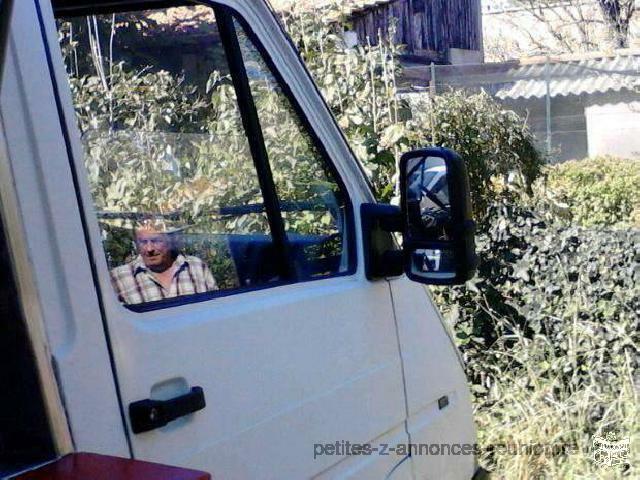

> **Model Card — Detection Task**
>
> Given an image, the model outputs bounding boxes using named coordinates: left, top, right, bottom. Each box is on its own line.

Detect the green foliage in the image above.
left=432, top=200, right=640, bottom=475
left=62, top=14, right=344, bottom=228
left=407, top=91, right=544, bottom=218
left=435, top=202, right=639, bottom=381
left=282, top=5, right=543, bottom=212
left=541, top=156, right=640, bottom=227
left=280, top=3, right=410, bottom=201
left=67, top=58, right=258, bottom=222
left=60, top=10, right=346, bottom=287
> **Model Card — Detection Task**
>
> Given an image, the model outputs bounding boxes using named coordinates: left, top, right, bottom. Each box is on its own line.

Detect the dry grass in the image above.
left=473, top=318, right=639, bottom=479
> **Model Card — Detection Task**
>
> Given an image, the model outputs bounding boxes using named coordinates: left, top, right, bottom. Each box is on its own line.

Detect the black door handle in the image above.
left=129, top=386, right=206, bottom=434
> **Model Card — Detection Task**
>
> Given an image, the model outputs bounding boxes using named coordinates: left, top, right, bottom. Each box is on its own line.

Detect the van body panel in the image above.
left=0, top=0, right=479, bottom=477
left=386, top=455, right=413, bottom=480
left=0, top=69, right=73, bottom=460
left=96, top=276, right=408, bottom=477
left=36, top=0, right=412, bottom=477
left=1, top=0, right=130, bottom=457
left=390, top=278, right=476, bottom=480
left=313, top=427, right=412, bottom=480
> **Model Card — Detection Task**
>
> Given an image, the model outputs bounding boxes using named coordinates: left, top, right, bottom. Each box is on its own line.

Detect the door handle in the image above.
left=129, top=386, right=206, bottom=434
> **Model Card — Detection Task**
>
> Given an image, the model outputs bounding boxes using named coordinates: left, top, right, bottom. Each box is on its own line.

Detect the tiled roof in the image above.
left=495, top=54, right=640, bottom=100
left=341, top=0, right=397, bottom=15
left=269, top=0, right=396, bottom=15
left=404, top=50, right=640, bottom=100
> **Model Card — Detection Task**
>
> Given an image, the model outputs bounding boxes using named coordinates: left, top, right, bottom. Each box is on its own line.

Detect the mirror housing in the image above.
left=399, top=147, right=477, bottom=285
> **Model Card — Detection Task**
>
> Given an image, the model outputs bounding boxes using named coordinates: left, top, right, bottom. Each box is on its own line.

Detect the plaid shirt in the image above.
left=110, top=254, right=218, bottom=305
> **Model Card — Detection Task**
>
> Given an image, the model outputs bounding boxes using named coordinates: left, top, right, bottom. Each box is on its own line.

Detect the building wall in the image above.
left=586, top=92, right=640, bottom=159
left=350, top=0, right=483, bottom=62
left=500, top=91, right=640, bottom=162
left=501, top=95, right=589, bottom=162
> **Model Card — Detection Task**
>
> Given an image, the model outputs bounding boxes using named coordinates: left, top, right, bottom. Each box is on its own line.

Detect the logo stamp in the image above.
left=592, top=431, right=630, bottom=469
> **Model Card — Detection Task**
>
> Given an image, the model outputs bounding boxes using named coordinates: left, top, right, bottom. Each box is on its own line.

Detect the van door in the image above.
left=40, top=0, right=410, bottom=477
left=390, top=279, right=477, bottom=480
left=2, top=0, right=129, bottom=459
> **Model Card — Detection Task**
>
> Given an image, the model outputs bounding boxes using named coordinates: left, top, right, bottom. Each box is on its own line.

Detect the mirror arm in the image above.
left=455, top=219, right=476, bottom=235
left=378, top=209, right=404, bottom=233
left=361, top=203, right=404, bottom=280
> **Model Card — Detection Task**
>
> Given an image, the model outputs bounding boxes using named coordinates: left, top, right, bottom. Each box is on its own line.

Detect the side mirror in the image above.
left=400, top=147, right=477, bottom=285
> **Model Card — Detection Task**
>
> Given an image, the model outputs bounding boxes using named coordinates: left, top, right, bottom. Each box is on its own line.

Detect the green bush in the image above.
left=280, top=3, right=409, bottom=201
left=434, top=202, right=639, bottom=383
left=61, top=14, right=342, bottom=286
left=281, top=6, right=544, bottom=213
left=406, top=90, right=544, bottom=219
left=432, top=201, right=640, bottom=476
left=541, top=156, right=640, bottom=228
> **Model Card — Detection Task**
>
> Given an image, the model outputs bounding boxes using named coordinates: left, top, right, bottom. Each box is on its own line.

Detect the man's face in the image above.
left=135, top=228, right=174, bottom=273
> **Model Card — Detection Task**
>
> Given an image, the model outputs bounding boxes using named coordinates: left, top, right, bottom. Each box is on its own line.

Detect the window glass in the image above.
left=57, top=6, right=281, bottom=306
left=234, top=19, right=353, bottom=279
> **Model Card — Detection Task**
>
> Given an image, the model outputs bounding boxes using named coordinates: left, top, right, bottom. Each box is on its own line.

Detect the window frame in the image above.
left=52, top=0, right=357, bottom=313
left=223, top=7, right=356, bottom=279
left=215, top=7, right=295, bottom=283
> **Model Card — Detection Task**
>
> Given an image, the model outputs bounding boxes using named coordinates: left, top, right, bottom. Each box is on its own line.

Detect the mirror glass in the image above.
left=405, top=156, right=456, bottom=280
left=409, top=248, right=456, bottom=280
left=405, top=156, right=452, bottom=239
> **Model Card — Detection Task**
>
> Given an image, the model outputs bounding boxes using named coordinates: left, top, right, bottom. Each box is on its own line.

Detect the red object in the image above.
left=14, top=453, right=211, bottom=480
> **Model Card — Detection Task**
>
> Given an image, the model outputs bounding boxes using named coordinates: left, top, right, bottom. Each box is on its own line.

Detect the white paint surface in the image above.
left=586, top=101, right=640, bottom=159
left=2, top=0, right=479, bottom=478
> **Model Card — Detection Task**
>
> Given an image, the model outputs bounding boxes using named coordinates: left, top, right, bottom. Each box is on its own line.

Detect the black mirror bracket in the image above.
left=361, top=203, right=404, bottom=280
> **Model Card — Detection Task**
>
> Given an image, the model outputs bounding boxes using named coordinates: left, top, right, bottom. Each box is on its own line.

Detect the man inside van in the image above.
left=110, top=219, right=218, bottom=305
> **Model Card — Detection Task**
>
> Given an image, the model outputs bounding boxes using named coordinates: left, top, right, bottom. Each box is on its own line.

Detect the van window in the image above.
left=232, top=18, right=352, bottom=279
left=56, top=3, right=353, bottom=308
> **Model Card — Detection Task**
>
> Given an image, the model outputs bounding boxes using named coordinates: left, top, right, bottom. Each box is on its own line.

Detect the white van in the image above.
left=0, top=0, right=483, bottom=478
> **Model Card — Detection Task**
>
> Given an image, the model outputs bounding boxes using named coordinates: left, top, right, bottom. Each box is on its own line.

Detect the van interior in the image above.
left=0, top=216, right=56, bottom=477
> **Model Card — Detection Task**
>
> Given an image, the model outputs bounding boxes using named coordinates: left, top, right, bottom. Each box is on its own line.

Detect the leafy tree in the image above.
left=281, top=4, right=543, bottom=214
left=279, top=3, right=409, bottom=200
left=59, top=8, right=347, bottom=284
left=405, top=90, right=543, bottom=219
